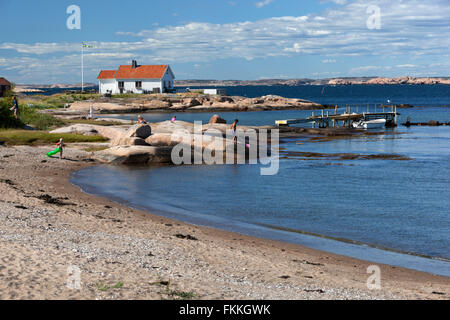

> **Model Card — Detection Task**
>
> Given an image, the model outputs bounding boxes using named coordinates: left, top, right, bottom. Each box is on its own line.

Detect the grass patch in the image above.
left=170, top=290, right=196, bottom=299
left=1, top=96, right=65, bottom=130
left=0, top=130, right=108, bottom=146
left=64, top=119, right=128, bottom=126
left=95, top=281, right=124, bottom=292
left=96, top=283, right=110, bottom=292
left=18, top=106, right=64, bottom=130
left=177, top=91, right=203, bottom=96
left=22, top=93, right=101, bottom=109
left=151, top=277, right=196, bottom=300
left=111, top=93, right=141, bottom=99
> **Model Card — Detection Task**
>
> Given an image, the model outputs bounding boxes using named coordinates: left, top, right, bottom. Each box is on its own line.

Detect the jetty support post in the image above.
left=394, top=105, right=398, bottom=125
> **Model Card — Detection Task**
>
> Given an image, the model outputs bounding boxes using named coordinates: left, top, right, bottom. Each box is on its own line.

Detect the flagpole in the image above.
left=81, top=43, right=84, bottom=92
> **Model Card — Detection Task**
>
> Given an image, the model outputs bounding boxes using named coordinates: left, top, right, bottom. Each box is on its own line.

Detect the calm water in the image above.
left=71, top=85, right=450, bottom=276
left=185, top=84, right=450, bottom=107
left=101, top=84, right=450, bottom=126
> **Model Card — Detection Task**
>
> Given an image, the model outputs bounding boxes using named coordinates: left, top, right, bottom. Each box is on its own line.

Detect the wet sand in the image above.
left=0, top=145, right=449, bottom=300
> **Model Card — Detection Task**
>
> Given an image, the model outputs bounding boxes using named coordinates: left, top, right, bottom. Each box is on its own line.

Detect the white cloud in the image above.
left=6, top=0, right=446, bottom=61
left=320, top=0, right=348, bottom=5
left=1, top=0, right=449, bottom=82
left=330, top=0, right=348, bottom=4
left=255, top=0, right=273, bottom=8
left=349, top=65, right=393, bottom=74
left=322, top=59, right=337, bottom=63
left=349, top=65, right=380, bottom=73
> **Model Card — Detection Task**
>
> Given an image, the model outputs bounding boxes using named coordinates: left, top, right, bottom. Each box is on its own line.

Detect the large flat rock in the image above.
left=93, top=146, right=173, bottom=164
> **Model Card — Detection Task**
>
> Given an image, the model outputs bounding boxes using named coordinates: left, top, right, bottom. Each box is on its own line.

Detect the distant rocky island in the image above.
left=14, top=76, right=450, bottom=92
left=14, top=83, right=97, bottom=92
left=174, top=76, right=450, bottom=87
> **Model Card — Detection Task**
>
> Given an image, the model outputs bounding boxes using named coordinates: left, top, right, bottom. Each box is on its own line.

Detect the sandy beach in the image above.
left=0, top=144, right=449, bottom=300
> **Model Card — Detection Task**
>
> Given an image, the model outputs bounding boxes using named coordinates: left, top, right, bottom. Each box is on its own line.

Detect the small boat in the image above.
left=352, top=118, right=386, bottom=129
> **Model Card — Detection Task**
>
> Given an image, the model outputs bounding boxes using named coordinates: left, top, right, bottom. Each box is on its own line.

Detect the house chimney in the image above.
left=132, top=60, right=138, bottom=69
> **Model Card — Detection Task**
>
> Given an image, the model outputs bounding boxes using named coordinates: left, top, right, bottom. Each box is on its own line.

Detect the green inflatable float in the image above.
left=46, top=147, right=62, bottom=157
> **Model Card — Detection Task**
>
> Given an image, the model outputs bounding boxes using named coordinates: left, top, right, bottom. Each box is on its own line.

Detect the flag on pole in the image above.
left=81, top=43, right=94, bottom=92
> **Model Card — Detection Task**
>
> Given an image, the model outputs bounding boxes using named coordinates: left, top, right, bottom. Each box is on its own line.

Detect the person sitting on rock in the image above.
left=137, top=115, right=148, bottom=124
left=171, top=115, right=177, bottom=123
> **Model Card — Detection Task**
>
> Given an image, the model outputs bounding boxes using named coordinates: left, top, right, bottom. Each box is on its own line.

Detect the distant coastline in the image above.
left=14, top=76, right=450, bottom=91
left=174, top=76, right=450, bottom=87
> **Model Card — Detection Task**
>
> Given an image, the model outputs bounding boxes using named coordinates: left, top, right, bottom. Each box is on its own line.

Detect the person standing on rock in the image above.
left=88, top=106, right=95, bottom=119
left=231, top=119, right=239, bottom=143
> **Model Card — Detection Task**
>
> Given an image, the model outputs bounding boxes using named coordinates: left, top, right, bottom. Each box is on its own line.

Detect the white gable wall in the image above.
left=99, top=79, right=118, bottom=94
left=162, top=67, right=175, bottom=90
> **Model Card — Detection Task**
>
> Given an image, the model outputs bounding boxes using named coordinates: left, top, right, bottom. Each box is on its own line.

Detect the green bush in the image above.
left=0, top=97, right=22, bottom=129
left=18, top=104, right=64, bottom=130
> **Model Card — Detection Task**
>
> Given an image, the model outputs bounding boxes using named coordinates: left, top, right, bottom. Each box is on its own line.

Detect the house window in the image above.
left=136, top=81, right=142, bottom=89
left=118, top=81, right=124, bottom=88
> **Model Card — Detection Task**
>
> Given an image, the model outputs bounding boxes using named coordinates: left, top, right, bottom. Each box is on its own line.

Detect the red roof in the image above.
left=0, top=77, right=11, bottom=86
left=114, top=65, right=168, bottom=79
left=97, top=70, right=116, bottom=79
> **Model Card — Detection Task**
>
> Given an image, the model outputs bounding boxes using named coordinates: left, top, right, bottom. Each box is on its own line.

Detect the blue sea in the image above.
left=70, top=85, right=450, bottom=276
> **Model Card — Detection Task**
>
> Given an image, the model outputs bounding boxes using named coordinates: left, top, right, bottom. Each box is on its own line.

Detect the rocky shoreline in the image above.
left=42, top=95, right=327, bottom=116
left=48, top=117, right=368, bottom=165
left=403, top=120, right=450, bottom=127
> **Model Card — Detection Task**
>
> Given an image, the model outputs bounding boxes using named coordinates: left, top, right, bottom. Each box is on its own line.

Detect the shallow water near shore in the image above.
left=71, top=86, right=450, bottom=276
left=71, top=123, right=450, bottom=277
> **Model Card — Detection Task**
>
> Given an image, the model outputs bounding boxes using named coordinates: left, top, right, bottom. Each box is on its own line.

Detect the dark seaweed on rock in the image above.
left=279, top=151, right=412, bottom=161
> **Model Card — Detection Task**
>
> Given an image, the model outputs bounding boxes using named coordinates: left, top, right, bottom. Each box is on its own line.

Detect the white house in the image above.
left=97, top=60, right=175, bottom=94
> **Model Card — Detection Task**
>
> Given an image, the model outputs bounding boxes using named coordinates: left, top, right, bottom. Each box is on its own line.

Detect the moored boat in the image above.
left=352, top=118, right=386, bottom=129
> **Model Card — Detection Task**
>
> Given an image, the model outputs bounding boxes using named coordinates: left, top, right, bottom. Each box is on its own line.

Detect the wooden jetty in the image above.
left=276, top=104, right=398, bottom=128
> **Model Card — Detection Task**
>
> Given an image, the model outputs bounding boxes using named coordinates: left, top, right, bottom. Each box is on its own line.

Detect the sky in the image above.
left=0, top=0, right=449, bottom=84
